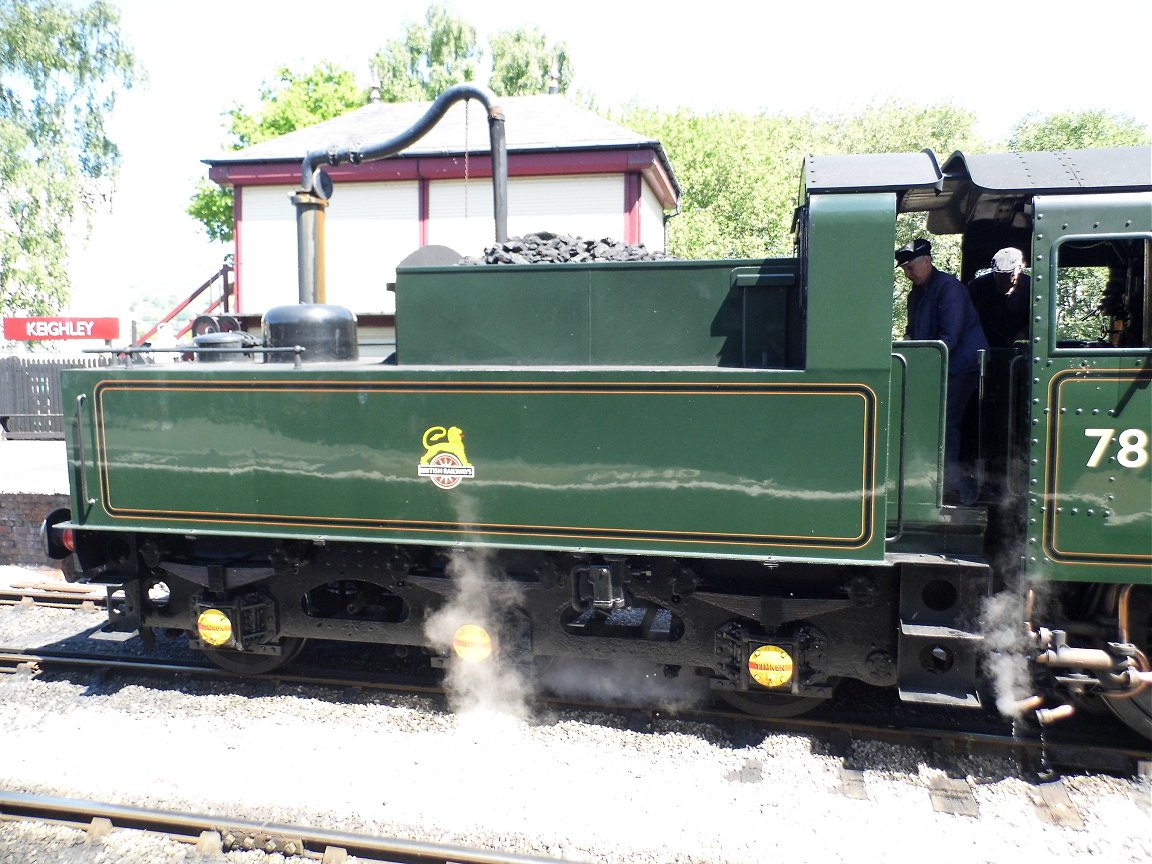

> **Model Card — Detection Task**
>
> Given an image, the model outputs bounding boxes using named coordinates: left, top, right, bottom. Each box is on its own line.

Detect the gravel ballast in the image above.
left=0, top=599, right=1148, bottom=864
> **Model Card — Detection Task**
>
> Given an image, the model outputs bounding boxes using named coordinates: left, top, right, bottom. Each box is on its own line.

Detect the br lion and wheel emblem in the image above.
left=417, top=425, right=475, bottom=489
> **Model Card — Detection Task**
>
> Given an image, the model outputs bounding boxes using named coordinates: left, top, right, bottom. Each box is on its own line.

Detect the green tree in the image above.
left=186, top=178, right=236, bottom=245
left=372, top=4, right=480, bottom=102
left=619, top=108, right=812, bottom=260
left=228, top=62, right=365, bottom=145
left=372, top=6, right=573, bottom=101
left=620, top=101, right=978, bottom=263
left=1007, top=109, right=1151, bottom=151
left=192, top=8, right=579, bottom=242
left=809, top=101, right=980, bottom=155
left=187, top=62, right=364, bottom=243
left=0, top=0, right=136, bottom=318
left=488, top=27, right=572, bottom=97
left=619, top=101, right=980, bottom=337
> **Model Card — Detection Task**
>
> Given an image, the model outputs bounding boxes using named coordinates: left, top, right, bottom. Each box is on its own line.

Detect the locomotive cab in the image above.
left=866, top=151, right=1152, bottom=736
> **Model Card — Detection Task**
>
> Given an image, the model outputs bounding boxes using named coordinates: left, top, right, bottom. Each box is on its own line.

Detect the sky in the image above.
left=62, top=0, right=1152, bottom=322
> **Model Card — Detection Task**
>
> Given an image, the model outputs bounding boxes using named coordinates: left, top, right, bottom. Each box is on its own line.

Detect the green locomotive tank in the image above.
left=44, top=132, right=1152, bottom=739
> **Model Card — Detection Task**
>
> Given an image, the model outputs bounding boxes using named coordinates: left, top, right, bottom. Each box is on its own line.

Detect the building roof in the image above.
left=206, top=93, right=679, bottom=195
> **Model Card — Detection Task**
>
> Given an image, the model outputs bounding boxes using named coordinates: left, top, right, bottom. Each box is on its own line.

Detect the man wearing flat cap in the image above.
left=896, top=238, right=988, bottom=504
left=967, top=247, right=1030, bottom=348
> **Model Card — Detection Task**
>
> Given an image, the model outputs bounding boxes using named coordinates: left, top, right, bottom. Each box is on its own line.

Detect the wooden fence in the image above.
left=0, top=355, right=110, bottom=440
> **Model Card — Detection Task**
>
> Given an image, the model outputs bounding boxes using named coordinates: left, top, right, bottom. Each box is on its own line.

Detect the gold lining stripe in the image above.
left=91, top=377, right=880, bottom=550
left=1043, top=368, right=1152, bottom=565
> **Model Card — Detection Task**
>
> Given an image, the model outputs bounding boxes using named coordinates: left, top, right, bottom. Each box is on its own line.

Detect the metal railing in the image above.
left=133, top=263, right=233, bottom=347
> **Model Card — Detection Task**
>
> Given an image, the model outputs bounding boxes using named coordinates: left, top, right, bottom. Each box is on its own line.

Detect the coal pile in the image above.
left=460, top=231, right=671, bottom=265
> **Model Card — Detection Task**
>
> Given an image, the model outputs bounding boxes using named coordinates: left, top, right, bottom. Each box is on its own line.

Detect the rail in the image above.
left=84, top=344, right=309, bottom=369
left=2, top=645, right=1146, bottom=775
left=0, top=791, right=565, bottom=864
left=133, top=263, right=232, bottom=347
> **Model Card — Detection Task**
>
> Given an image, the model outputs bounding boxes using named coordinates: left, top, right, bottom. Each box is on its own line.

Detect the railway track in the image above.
left=2, top=641, right=1148, bottom=782
left=4, top=589, right=1149, bottom=779
left=0, top=790, right=567, bottom=863
left=0, top=579, right=105, bottom=609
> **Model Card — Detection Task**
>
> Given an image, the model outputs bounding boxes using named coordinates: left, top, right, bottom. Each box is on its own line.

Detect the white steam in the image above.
left=980, top=580, right=1041, bottom=720
left=423, top=547, right=534, bottom=720
left=536, top=657, right=712, bottom=713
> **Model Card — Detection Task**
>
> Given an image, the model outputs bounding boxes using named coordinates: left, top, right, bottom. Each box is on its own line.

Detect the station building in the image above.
left=204, top=94, right=681, bottom=320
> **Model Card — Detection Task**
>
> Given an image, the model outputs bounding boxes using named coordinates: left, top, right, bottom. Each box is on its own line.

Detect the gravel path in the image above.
left=0, top=599, right=1149, bottom=864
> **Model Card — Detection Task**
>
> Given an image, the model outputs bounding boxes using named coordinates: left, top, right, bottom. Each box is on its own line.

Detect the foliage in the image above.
left=1054, top=266, right=1111, bottom=343
left=186, top=0, right=1146, bottom=345
left=619, top=101, right=978, bottom=260
left=619, top=101, right=981, bottom=337
left=809, top=101, right=981, bottom=157
left=191, top=6, right=576, bottom=242
left=0, top=0, right=136, bottom=319
left=187, top=180, right=237, bottom=245
left=1007, top=110, right=1151, bottom=151
left=227, top=63, right=365, bottom=147
left=371, top=6, right=573, bottom=101
left=488, top=27, right=572, bottom=97
left=372, top=4, right=480, bottom=102
left=187, top=63, right=365, bottom=244
left=621, top=103, right=1151, bottom=339
left=617, top=108, right=798, bottom=259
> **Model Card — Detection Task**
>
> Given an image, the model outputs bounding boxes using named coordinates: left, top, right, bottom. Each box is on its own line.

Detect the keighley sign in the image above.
left=3, top=317, right=120, bottom=341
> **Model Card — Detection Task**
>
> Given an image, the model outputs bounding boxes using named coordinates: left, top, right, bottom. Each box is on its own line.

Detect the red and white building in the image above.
left=205, top=94, right=681, bottom=317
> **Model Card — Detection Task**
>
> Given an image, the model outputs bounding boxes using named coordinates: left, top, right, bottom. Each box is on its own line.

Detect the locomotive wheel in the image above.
left=1105, top=685, right=1152, bottom=740
left=718, top=690, right=829, bottom=718
left=1101, top=585, right=1152, bottom=740
left=196, top=636, right=307, bottom=675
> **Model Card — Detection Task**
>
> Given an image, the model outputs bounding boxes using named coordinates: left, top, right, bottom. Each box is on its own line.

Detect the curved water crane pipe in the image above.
left=294, top=84, right=508, bottom=304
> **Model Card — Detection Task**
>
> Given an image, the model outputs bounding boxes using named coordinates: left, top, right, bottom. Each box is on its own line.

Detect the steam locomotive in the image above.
left=43, top=121, right=1152, bottom=739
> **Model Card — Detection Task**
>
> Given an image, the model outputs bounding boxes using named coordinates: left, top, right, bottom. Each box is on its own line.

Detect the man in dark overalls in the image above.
left=968, top=247, right=1030, bottom=348
left=896, top=239, right=989, bottom=505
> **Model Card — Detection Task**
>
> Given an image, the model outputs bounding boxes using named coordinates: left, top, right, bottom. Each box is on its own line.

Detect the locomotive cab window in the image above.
left=1053, top=236, right=1151, bottom=349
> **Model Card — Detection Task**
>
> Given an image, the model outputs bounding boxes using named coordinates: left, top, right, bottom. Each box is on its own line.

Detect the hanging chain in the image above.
left=463, top=99, right=470, bottom=219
